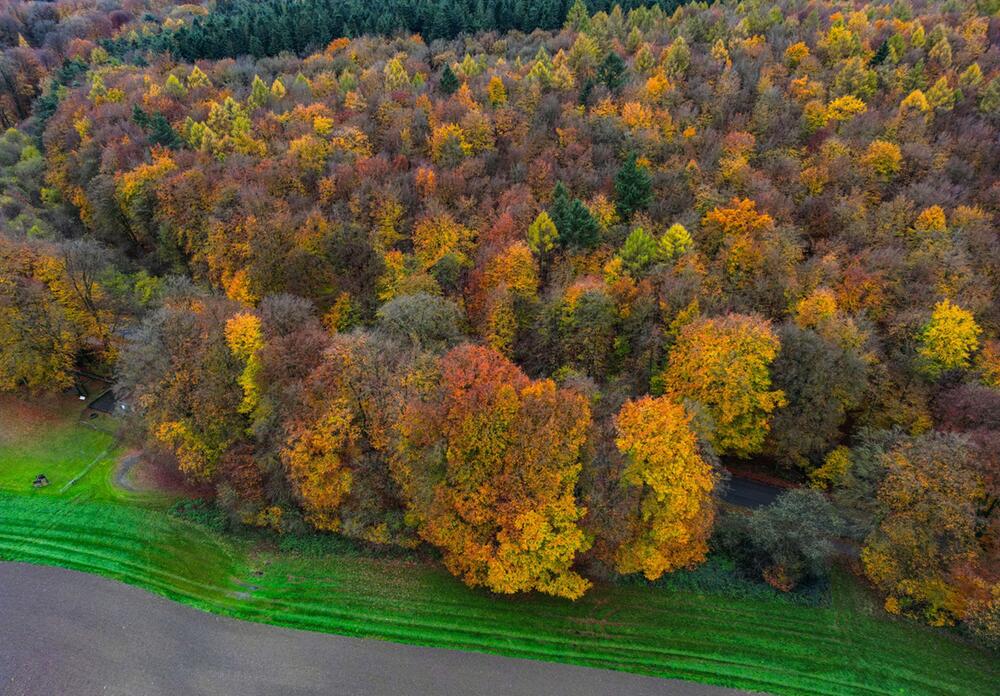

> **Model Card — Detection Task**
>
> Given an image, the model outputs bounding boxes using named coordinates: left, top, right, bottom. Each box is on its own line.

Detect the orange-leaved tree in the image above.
left=280, top=332, right=426, bottom=545
left=393, top=344, right=593, bottom=598
left=283, top=396, right=359, bottom=533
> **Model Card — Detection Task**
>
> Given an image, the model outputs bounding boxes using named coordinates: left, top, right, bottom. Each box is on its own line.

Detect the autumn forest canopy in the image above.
left=0, top=0, right=999, bottom=649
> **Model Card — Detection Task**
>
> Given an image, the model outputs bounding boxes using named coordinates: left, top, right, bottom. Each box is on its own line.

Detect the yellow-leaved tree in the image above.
left=917, top=299, right=981, bottom=377
left=614, top=395, right=717, bottom=580
left=660, top=314, right=785, bottom=457
left=224, top=312, right=264, bottom=416
left=0, top=246, right=80, bottom=392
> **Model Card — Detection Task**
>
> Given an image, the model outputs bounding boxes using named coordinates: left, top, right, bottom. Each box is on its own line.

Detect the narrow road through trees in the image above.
left=721, top=477, right=784, bottom=509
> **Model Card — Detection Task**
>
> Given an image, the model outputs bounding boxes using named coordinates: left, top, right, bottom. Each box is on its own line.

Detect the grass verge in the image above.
left=0, top=395, right=996, bottom=695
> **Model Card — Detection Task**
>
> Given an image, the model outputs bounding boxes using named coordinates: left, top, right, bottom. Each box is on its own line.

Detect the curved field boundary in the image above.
left=0, top=494, right=995, bottom=696
left=3, top=562, right=742, bottom=696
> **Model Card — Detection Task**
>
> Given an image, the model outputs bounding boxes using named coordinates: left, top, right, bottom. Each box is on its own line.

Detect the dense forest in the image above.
left=1, top=0, right=999, bottom=648
left=110, top=0, right=692, bottom=59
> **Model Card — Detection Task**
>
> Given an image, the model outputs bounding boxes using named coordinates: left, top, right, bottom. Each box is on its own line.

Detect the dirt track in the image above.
left=112, top=453, right=141, bottom=492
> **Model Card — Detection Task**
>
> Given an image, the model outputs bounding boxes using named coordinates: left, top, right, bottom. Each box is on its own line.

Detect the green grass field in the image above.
left=0, top=394, right=114, bottom=497
left=0, top=389, right=167, bottom=504
left=0, top=393, right=996, bottom=695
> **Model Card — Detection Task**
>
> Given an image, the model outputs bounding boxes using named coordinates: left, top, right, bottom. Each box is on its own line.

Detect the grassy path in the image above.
left=0, top=395, right=996, bottom=695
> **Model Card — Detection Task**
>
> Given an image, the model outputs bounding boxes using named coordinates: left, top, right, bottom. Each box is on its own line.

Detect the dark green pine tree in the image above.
left=566, top=198, right=601, bottom=249
left=131, top=105, right=150, bottom=129
left=221, top=18, right=238, bottom=58
left=175, top=26, right=195, bottom=62
left=597, top=51, right=627, bottom=92
left=292, top=7, right=312, bottom=53
left=283, top=10, right=301, bottom=54
left=549, top=182, right=600, bottom=249
left=512, top=0, right=533, bottom=32
left=614, top=153, right=653, bottom=220
left=440, top=63, right=460, bottom=95
left=470, top=0, right=488, bottom=33
left=148, top=113, right=183, bottom=150
left=548, top=182, right=574, bottom=239
left=539, top=0, right=561, bottom=30
left=870, top=40, right=889, bottom=66
left=249, top=33, right=265, bottom=58
left=431, top=1, right=454, bottom=40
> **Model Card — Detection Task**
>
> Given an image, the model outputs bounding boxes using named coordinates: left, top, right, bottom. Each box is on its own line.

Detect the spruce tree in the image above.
left=149, top=113, right=183, bottom=150
left=249, top=33, right=264, bottom=59
left=549, top=182, right=600, bottom=249
left=548, top=182, right=574, bottom=240
left=566, top=198, right=600, bottom=249
left=870, top=40, right=889, bottom=66
left=440, top=64, right=459, bottom=95
left=131, top=105, right=150, bottom=129
left=597, top=51, right=627, bottom=92
left=614, top=153, right=653, bottom=220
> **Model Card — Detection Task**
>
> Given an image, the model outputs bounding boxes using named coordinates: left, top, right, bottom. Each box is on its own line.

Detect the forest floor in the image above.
left=0, top=392, right=996, bottom=696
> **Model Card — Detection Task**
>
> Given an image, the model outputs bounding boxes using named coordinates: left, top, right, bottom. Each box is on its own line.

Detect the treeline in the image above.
left=109, top=0, right=688, bottom=60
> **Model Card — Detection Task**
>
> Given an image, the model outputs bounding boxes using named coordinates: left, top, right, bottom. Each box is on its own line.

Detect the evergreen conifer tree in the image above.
left=598, top=51, right=627, bottom=92
left=614, top=153, right=653, bottom=219
left=440, top=64, right=460, bottom=94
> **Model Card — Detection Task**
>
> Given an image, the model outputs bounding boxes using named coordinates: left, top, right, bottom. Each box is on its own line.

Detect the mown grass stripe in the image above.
left=1, top=490, right=995, bottom=696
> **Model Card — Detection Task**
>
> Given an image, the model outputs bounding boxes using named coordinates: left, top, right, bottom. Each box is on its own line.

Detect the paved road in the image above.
left=721, top=477, right=784, bottom=509
left=0, top=563, right=751, bottom=696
